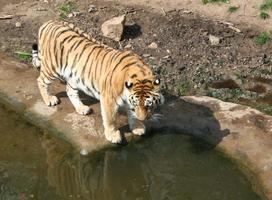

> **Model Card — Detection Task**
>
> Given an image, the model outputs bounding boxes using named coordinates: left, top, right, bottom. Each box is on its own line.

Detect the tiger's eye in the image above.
left=154, top=79, right=160, bottom=85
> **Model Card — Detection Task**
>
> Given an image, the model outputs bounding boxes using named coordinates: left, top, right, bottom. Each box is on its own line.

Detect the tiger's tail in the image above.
left=32, top=43, right=41, bottom=70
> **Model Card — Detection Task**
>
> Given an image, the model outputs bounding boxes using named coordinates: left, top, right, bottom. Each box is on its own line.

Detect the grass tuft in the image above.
left=260, top=11, right=270, bottom=19
left=58, top=2, right=76, bottom=18
left=228, top=6, right=239, bottom=12
left=260, top=0, right=272, bottom=10
left=202, top=0, right=230, bottom=4
left=254, top=32, right=271, bottom=45
left=15, top=51, right=31, bottom=62
left=176, top=82, right=191, bottom=96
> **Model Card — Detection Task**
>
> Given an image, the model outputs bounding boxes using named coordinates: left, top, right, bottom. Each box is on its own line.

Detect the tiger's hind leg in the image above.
left=66, top=84, right=91, bottom=115
left=37, top=73, right=59, bottom=106
left=127, top=110, right=146, bottom=136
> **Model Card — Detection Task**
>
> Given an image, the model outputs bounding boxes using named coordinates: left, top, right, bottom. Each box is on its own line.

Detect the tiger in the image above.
left=32, top=20, right=164, bottom=144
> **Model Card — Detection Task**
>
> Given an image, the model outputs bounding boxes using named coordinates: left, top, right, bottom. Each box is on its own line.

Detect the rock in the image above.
left=142, top=54, right=150, bottom=58
left=88, top=4, right=97, bottom=12
left=148, top=42, right=158, bottom=49
left=36, top=8, right=47, bottom=11
left=124, top=43, right=132, bottom=49
left=67, top=13, right=73, bottom=18
left=15, top=22, right=22, bottom=28
left=209, top=35, right=220, bottom=45
left=101, top=15, right=126, bottom=41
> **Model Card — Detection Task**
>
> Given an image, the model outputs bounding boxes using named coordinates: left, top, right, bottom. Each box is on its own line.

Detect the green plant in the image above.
left=58, top=2, right=76, bottom=18
left=256, top=104, right=272, bottom=116
left=15, top=51, right=31, bottom=62
left=260, top=0, right=272, bottom=10
left=254, top=32, right=271, bottom=45
left=176, top=82, right=191, bottom=96
left=260, top=11, right=270, bottom=19
left=202, top=0, right=230, bottom=4
left=228, top=6, right=239, bottom=12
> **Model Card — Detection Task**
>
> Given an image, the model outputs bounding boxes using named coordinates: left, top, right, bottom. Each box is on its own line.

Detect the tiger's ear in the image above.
left=125, top=81, right=133, bottom=89
left=154, top=78, right=160, bottom=85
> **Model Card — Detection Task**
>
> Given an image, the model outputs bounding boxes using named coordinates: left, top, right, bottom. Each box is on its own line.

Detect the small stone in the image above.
left=124, top=43, right=132, bottom=49
left=142, top=54, right=150, bottom=58
left=166, top=49, right=171, bottom=53
left=209, top=35, right=220, bottom=46
left=36, top=8, right=47, bottom=11
left=88, top=4, right=97, bottom=12
left=15, top=22, right=21, bottom=28
left=67, top=13, right=74, bottom=18
left=101, top=15, right=126, bottom=41
left=148, top=42, right=158, bottom=49
left=80, top=149, right=88, bottom=155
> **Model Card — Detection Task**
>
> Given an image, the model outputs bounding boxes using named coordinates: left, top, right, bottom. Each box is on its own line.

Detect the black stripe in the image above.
left=109, top=54, right=134, bottom=85
left=73, top=38, right=86, bottom=51
left=77, top=42, right=93, bottom=61
left=93, top=48, right=105, bottom=80
left=98, top=49, right=112, bottom=76
left=120, top=61, right=138, bottom=71
left=39, top=21, right=55, bottom=40
left=86, top=46, right=102, bottom=79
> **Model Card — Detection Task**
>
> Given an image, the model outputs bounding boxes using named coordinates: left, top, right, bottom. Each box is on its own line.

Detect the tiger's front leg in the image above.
left=66, top=84, right=91, bottom=115
left=100, top=95, right=122, bottom=144
left=127, top=110, right=146, bottom=136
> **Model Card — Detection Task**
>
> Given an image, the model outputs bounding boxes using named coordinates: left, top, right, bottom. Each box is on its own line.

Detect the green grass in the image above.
left=260, top=11, right=270, bottom=19
left=255, top=104, right=272, bottom=116
left=228, top=6, right=239, bottom=12
left=15, top=51, right=31, bottom=62
left=58, top=2, right=76, bottom=18
left=260, top=0, right=272, bottom=10
left=176, top=82, right=191, bottom=96
left=254, top=32, right=271, bottom=45
left=202, top=0, right=230, bottom=4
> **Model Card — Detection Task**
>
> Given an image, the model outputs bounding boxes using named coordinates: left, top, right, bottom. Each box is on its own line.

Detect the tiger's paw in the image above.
left=132, top=127, right=146, bottom=136
left=46, top=96, right=60, bottom=106
left=76, top=105, right=91, bottom=115
left=105, top=129, right=122, bottom=144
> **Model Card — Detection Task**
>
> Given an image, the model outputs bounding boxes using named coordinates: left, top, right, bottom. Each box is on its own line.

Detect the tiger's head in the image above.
left=124, top=66, right=164, bottom=121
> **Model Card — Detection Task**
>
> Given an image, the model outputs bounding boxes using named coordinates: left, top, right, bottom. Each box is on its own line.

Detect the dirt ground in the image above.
left=0, top=0, right=272, bottom=114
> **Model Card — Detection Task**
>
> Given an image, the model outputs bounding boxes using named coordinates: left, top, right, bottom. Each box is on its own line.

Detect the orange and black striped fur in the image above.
left=32, top=20, right=164, bottom=143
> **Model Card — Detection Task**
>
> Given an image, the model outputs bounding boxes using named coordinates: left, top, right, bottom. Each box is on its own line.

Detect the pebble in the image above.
left=15, top=22, right=22, bottom=28
left=209, top=35, right=220, bottom=46
left=124, top=43, right=132, bottom=49
left=67, top=13, right=74, bottom=18
left=80, top=149, right=88, bottom=155
left=36, top=8, right=47, bottom=11
left=142, top=54, right=150, bottom=58
left=88, top=4, right=97, bottom=12
left=148, top=42, right=158, bottom=49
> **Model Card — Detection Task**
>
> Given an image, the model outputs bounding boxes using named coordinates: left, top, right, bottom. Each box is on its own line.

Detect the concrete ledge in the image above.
left=0, top=53, right=272, bottom=199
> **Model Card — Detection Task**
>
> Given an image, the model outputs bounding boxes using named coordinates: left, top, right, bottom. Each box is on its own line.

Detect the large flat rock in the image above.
left=0, top=53, right=272, bottom=199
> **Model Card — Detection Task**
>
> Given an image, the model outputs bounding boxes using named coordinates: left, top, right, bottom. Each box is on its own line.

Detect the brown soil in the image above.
left=0, top=0, right=271, bottom=113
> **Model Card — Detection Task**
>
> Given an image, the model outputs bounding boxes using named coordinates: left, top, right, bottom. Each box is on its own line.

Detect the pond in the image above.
left=0, top=104, right=261, bottom=200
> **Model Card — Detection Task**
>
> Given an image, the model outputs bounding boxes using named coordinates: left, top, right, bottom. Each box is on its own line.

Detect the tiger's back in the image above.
left=34, top=20, right=164, bottom=144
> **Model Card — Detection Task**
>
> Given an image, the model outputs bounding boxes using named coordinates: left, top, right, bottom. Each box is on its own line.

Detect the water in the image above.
left=0, top=104, right=261, bottom=200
